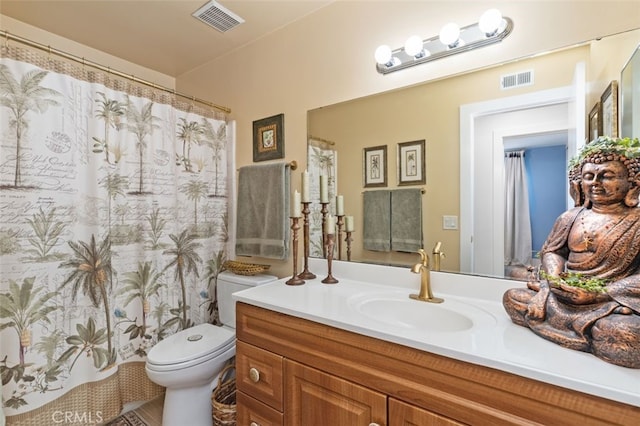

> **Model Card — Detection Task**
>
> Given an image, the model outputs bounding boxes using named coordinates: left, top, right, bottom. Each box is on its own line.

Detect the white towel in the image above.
left=235, top=162, right=290, bottom=259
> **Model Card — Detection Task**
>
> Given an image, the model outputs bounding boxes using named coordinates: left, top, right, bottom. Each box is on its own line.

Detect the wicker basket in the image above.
left=212, top=363, right=236, bottom=426
left=223, top=260, right=271, bottom=276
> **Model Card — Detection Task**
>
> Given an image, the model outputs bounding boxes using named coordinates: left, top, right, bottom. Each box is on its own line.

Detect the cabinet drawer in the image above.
left=389, top=398, right=464, bottom=426
left=236, top=340, right=284, bottom=410
left=237, top=391, right=284, bottom=426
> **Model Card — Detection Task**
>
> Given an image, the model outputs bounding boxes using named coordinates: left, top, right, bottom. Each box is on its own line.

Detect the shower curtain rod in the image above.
left=1, top=29, right=231, bottom=114
left=308, top=135, right=336, bottom=146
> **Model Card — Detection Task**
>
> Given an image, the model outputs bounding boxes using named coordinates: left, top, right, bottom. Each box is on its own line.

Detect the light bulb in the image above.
left=439, top=23, right=460, bottom=47
left=404, top=35, right=424, bottom=58
left=374, top=45, right=392, bottom=65
left=479, top=8, right=503, bottom=36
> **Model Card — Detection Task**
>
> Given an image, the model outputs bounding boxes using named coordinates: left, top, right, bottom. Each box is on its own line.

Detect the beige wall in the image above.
left=1, top=15, right=175, bottom=90
left=2, top=2, right=640, bottom=277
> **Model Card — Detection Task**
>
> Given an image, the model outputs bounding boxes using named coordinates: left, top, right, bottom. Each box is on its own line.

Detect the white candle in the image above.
left=320, top=175, right=329, bottom=203
left=345, top=215, right=354, bottom=232
left=336, top=195, right=344, bottom=216
left=301, top=169, right=310, bottom=202
left=292, top=190, right=301, bottom=217
left=324, top=214, right=335, bottom=234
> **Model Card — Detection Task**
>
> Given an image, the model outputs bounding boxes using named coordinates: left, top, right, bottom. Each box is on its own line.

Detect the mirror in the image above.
left=621, top=43, right=640, bottom=139
left=308, top=29, right=640, bottom=279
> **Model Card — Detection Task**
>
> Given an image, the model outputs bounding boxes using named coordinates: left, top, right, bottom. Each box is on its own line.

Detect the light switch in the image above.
left=443, top=215, right=458, bottom=230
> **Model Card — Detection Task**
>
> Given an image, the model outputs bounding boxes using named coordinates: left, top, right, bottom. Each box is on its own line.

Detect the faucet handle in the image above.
left=416, top=248, right=429, bottom=267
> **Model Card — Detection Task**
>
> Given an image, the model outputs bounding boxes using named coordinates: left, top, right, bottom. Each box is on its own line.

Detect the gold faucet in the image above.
left=410, top=249, right=444, bottom=303
left=432, top=241, right=445, bottom=272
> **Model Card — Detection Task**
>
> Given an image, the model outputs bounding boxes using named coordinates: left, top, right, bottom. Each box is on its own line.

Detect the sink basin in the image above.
left=348, top=291, right=497, bottom=332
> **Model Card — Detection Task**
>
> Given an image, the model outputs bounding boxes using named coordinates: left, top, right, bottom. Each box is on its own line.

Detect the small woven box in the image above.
left=222, top=260, right=271, bottom=276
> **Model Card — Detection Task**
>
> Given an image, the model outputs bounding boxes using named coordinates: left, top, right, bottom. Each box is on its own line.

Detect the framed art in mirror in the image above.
left=363, top=145, right=387, bottom=188
left=397, top=139, right=426, bottom=185
left=600, top=80, right=618, bottom=138
left=588, top=101, right=601, bottom=142
left=253, top=113, right=284, bottom=162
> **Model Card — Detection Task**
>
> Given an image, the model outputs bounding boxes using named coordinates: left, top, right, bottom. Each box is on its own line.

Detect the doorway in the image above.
left=459, top=80, right=585, bottom=276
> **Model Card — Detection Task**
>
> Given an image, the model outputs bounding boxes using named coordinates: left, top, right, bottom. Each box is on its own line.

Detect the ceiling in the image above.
left=0, top=0, right=334, bottom=77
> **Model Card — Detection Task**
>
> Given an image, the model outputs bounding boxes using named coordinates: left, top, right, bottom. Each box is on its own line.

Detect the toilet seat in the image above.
left=146, top=323, right=235, bottom=372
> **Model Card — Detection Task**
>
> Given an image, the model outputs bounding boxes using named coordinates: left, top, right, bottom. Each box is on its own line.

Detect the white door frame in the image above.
left=459, top=85, right=578, bottom=275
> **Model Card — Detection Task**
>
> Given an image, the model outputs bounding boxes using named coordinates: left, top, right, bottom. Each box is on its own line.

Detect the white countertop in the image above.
left=233, top=258, right=640, bottom=407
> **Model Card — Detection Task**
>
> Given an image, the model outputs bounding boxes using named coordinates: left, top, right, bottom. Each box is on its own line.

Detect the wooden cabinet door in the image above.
left=285, top=359, right=386, bottom=426
left=389, top=398, right=465, bottom=426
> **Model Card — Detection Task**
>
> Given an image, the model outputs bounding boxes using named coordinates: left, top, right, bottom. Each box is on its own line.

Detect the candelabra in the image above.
left=321, top=233, right=339, bottom=284
left=286, top=217, right=305, bottom=286
left=320, top=202, right=329, bottom=258
left=297, top=202, right=316, bottom=279
left=345, top=231, right=353, bottom=262
left=336, top=215, right=344, bottom=260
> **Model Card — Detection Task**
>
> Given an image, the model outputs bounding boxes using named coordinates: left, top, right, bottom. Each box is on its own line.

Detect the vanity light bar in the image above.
left=375, top=16, right=514, bottom=75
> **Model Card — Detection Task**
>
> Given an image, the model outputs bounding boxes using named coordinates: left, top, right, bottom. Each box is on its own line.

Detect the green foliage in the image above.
left=542, top=271, right=609, bottom=293
left=25, top=206, right=67, bottom=260
left=58, top=317, right=110, bottom=371
left=569, top=136, right=640, bottom=170
left=146, top=207, right=167, bottom=249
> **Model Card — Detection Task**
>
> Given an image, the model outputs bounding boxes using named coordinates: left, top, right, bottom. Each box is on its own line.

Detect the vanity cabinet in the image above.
left=236, top=302, right=640, bottom=425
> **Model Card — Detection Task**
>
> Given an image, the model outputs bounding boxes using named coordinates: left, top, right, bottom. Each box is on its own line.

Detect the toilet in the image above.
left=145, top=271, right=277, bottom=426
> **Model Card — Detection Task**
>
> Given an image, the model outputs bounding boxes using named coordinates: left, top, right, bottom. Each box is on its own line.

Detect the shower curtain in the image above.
left=307, top=138, right=338, bottom=258
left=504, top=151, right=532, bottom=266
left=0, top=45, right=232, bottom=424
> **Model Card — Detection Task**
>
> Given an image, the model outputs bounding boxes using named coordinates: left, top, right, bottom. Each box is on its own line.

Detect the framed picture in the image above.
left=397, top=140, right=425, bottom=185
left=253, top=113, right=284, bottom=162
left=363, top=145, right=387, bottom=187
left=600, top=80, right=618, bottom=138
left=588, top=101, right=601, bottom=142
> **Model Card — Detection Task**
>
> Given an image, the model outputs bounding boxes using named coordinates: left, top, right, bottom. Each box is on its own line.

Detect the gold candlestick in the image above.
left=320, top=202, right=329, bottom=258
left=286, top=217, right=305, bottom=286
left=336, top=215, right=344, bottom=260
left=298, top=202, right=316, bottom=279
left=322, top=233, right=339, bottom=284
left=345, top=231, right=353, bottom=262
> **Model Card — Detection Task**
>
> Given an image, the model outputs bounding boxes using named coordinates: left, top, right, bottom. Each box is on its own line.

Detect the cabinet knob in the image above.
left=250, top=423, right=259, bottom=426
left=249, top=367, right=260, bottom=383
left=368, top=424, right=381, bottom=426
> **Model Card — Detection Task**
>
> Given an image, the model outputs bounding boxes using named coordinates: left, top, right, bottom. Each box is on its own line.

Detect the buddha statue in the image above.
left=503, top=136, right=640, bottom=368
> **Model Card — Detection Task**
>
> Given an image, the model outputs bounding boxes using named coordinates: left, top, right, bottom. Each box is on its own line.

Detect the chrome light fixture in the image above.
left=375, top=9, right=513, bottom=75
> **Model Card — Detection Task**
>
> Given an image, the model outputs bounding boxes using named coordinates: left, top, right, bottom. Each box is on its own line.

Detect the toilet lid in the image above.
left=147, top=323, right=234, bottom=366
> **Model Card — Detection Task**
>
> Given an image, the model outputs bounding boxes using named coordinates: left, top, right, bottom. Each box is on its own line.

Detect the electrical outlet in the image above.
left=443, top=215, right=458, bottom=230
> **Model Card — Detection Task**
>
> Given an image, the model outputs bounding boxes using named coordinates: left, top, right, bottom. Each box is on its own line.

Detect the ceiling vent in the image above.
left=500, top=70, right=534, bottom=90
left=192, top=1, right=245, bottom=33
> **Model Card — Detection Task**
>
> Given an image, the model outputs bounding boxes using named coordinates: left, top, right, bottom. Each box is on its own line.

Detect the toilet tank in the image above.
left=217, top=271, right=277, bottom=328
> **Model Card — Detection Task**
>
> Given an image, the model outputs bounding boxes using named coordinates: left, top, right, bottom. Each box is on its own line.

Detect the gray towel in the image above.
left=391, top=188, right=423, bottom=252
left=363, top=190, right=391, bottom=252
left=236, top=162, right=290, bottom=259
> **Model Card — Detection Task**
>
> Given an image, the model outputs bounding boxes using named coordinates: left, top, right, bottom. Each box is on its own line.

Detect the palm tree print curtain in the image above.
left=0, top=45, right=232, bottom=424
left=307, top=139, right=338, bottom=258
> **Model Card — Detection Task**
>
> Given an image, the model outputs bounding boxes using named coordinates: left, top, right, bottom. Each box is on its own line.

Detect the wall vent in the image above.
left=192, top=0, right=245, bottom=33
left=500, top=70, right=534, bottom=90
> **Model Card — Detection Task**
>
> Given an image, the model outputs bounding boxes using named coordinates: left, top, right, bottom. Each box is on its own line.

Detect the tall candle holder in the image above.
left=298, top=202, right=316, bottom=279
left=286, top=217, right=305, bottom=286
left=321, top=233, right=339, bottom=284
left=336, top=215, right=344, bottom=260
left=345, top=231, right=354, bottom=262
left=320, top=202, right=329, bottom=258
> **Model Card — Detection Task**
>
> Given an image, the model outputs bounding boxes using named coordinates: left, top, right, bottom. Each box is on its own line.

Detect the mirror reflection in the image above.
left=307, top=29, right=640, bottom=279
